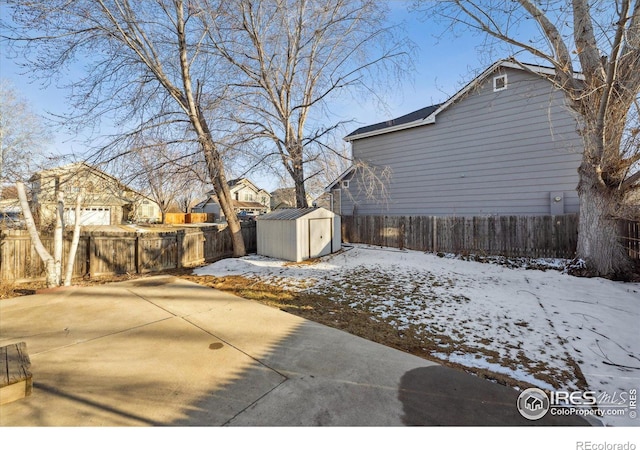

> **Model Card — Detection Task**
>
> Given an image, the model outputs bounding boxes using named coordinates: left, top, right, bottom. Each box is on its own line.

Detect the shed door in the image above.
left=309, top=218, right=332, bottom=258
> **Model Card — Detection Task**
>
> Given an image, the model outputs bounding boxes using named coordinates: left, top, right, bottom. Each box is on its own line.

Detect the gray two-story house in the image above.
left=327, top=60, right=583, bottom=217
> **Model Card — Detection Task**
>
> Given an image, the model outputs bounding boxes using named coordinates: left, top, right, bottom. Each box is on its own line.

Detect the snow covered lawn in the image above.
left=194, top=244, right=640, bottom=426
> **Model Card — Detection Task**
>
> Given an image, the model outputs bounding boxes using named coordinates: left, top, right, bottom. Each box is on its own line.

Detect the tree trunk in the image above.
left=202, top=141, right=246, bottom=257
left=294, top=177, right=309, bottom=208
left=16, top=182, right=58, bottom=288
left=576, top=165, right=633, bottom=278
left=64, top=193, right=83, bottom=286
left=292, top=160, right=309, bottom=208
left=53, top=191, right=64, bottom=286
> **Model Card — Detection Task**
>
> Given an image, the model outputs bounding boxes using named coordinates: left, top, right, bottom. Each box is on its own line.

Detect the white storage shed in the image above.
left=256, top=207, right=341, bottom=262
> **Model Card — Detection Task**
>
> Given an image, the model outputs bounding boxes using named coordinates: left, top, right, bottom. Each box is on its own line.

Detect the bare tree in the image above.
left=0, top=80, right=50, bottom=186
left=206, top=0, right=411, bottom=207
left=124, top=142, right=193, bottom=223
left=176, top=183, right=208, bottom=213
left=415, top=0, right=640, bottom=278
left=305, top=140, right=353, bottom=201
left=1, top=0, right=246, bottom=256
left=16, top=181, right=82, bottom=287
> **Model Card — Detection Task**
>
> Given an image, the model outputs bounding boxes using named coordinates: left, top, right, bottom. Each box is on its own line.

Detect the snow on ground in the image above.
left=194, top=244, right=640, bottom=426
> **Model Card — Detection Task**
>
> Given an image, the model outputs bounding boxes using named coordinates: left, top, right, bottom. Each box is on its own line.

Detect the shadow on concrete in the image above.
left=398, top=366, right=591, bottom=426
left=35, top=382, right=162, bottom=426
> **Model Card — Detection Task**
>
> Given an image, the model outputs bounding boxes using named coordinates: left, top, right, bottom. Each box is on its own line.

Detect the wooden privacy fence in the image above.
left=342, top=214, right=580, bottom=259
left=164, top=213, right=214, bottom=225
left=619, top=220, right=640, bottom=261
left=0, top=223, right=256, bottom=283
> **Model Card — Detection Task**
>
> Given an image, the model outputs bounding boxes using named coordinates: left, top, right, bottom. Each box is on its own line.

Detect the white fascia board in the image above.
left=501, top=60, right=585, bottom=80
left=344, top=115, right=436, bottom=142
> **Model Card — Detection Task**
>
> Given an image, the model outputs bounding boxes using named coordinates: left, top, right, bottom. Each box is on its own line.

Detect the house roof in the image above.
left=325, top=166, right=356, bottom=191
left=257, top=207, right=320, bottom=220
left=31, top=162, right=118, bottom=184
left=234, top=200, right=267, bottom=209
left=345, top=104, right=441, bottom=140
left=228, top=178, right=270, bottom=195
left=344, top=59, right=581, bottom=142
left=31, top=162, right=157, bottom=205
left=192, top=196, right=267, bottom=210
left=193, top=197, right=214, bottom=209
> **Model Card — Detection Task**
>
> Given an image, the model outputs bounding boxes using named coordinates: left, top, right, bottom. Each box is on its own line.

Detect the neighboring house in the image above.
left=270, top=187, right=297, bottom=210
left=191, top=194, right=219, bottom=215
left=270, top=187, right=314, bottom=210
left=30, top=162, right=162, bottom=226
left=192, top=178, right=271, bottom=221
left=327, top=60, right=584, bottom=217
left=0, top=186, right=23, bottom=228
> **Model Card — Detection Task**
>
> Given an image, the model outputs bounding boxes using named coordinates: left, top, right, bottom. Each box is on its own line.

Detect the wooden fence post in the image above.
left=88, top=234, right=96, bottom=278
left=432, top=216, right=437, bottom=253
left=135, top=232, right=142, bottom=274
left=176, top=229, right=184, bottom=269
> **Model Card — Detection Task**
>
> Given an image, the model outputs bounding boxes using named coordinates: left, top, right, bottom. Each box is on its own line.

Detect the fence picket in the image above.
left=0, top=223, right=257, bottom=282
left=341, top=214, right=595, bottom=259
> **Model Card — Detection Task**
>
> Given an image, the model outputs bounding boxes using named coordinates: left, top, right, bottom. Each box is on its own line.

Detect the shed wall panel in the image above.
left=257, top=220, right=298, bottom=261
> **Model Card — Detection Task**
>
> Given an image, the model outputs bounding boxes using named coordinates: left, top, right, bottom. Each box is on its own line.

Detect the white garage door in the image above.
left=65, top=207, right=111, bottom=226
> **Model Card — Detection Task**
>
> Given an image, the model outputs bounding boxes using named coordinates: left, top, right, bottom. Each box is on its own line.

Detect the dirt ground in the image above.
left=2, top=267, right=551, bottom=391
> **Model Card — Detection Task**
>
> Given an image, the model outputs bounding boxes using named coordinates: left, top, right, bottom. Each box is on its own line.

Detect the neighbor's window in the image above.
left=493, top=74, right=507, bottom=92
left=342, top=180, right=350, bottom=189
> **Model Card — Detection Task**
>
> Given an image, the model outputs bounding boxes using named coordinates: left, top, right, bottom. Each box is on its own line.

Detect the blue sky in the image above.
left=0, top=1, right=514, bottom=191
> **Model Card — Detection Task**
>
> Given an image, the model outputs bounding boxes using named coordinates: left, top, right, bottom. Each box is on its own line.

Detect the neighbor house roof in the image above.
left=344, top=59, right=582, bottom=142
left=234, top=200, right=267, bottom=209
left=30, top=162, right=157, bottom=205
left=31, top=162, right=120, bottom=184
left=227, top=177, right=269, bottom=195
left=324, top=166, right=356, bottom=192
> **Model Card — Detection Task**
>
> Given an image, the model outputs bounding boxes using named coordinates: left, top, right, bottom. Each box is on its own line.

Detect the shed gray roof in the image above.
left=257, top=207, right=320, bottom=220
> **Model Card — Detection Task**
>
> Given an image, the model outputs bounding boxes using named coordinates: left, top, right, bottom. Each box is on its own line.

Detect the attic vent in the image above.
left=341, top=180, right=350, bottom=189
left=493, top=74, right=507, bottom=92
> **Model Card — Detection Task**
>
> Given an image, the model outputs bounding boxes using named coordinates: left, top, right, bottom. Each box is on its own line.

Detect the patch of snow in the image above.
left=193, top=244, right=640, bottom=426
left=432, top=351, right=557, bottom=392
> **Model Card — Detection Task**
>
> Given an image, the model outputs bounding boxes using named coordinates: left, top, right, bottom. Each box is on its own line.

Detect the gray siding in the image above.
left=342, top=68, right=583, bottom=217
